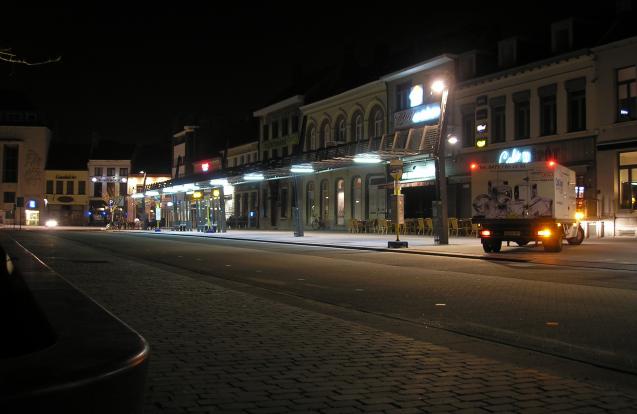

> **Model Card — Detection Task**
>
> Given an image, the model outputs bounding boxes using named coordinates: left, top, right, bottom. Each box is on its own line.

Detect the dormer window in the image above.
left=498, top=38, right=518, bottom=69
left=551, top=19, right=573, bottom=54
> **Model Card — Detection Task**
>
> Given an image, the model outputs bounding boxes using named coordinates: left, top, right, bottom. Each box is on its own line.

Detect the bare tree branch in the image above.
left=0, top=49, right=61, bottom=66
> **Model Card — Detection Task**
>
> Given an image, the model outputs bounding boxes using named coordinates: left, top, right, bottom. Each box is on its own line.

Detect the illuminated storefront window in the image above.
left=619, top=151, right=637, bottom=210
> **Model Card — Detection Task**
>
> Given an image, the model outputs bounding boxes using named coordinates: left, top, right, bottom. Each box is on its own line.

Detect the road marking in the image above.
left=297, top=278, right=305, bottom=281
left=225, top=264, right=231, bottom=267
left=177, top=255, right=183, bottom=258
left=546, top=321, right=559, bottom=327
left=435, top=303, right=446, bottom=307
left=355, top=288, right=364, bottom=291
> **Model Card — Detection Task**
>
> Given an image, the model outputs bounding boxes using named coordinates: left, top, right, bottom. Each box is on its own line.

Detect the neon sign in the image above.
left=498, top=148, right=532, bottom=164
left=411, top=104, right=441, bottom=123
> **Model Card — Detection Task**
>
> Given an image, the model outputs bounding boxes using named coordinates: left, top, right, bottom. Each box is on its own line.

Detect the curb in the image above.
left=142, top=231, right=530, bottom=263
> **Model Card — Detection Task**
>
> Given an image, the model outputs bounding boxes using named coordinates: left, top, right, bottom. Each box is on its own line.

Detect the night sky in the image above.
left=0, top=2, right=619, bottom=152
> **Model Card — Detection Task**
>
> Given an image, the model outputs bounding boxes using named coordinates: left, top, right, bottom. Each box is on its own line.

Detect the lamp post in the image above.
left=432, top=79, right=451, bottom=245
left=140, top=170, right=147, bottom=229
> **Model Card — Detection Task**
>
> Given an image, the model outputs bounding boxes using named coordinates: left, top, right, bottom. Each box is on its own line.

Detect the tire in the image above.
left=482, top=239, right=502, bottom=253
left=567, top=225, right=585, bottom=245
left=543, top=237, right=563, bottom=252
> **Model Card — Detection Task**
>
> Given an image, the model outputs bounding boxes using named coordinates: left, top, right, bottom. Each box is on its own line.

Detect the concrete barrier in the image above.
left=0, top=243, right=149, bottom=413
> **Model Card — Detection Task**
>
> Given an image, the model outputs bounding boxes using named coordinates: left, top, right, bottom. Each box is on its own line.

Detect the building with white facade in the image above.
left=593, top=36, right=637, bottom=235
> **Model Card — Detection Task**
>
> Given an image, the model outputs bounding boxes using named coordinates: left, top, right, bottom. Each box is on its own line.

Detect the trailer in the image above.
left=471, top=161, right=584, bottom=253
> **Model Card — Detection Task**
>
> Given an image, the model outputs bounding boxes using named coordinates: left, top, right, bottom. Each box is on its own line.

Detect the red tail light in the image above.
left=480, top=229, right=491, bottom=237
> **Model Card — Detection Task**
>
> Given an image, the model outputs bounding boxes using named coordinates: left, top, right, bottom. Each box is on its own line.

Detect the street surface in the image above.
left=5, top=229, right=637, bottom=413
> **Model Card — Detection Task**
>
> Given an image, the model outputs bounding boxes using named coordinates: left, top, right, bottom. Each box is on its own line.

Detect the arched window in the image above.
left=369, top=106, right=385, bottom=138
left=351, top=176, right=362, bottom=219
left=306, top=124, right=316, bottom=151
left=351, top=112, right=363, bottom=142
left=336, top=178, right=345, bottom=225
left=320, top=121, right=331, bottom=148
left=335, top=116, right=346, bottom=143
left=306, top=181, right=315, bottom=224
left=320, top=179, right=329, bottom=221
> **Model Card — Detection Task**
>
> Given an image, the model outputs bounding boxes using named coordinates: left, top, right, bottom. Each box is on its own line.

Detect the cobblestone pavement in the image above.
left=14, top=232, right=637, bottom=413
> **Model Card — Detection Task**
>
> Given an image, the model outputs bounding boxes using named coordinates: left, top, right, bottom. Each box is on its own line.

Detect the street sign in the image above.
left=389, top=159, right=403, bottom=181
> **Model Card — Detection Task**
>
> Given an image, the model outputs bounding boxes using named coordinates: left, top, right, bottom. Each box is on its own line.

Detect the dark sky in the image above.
left=0, top=2, right=620, bottom=150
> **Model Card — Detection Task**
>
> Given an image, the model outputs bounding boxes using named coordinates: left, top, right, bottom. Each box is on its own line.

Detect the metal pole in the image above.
left=219, top=185, right=227, bottom=233
left=436, top=89, right=450, bottom=245
left=293, top=173, right=304, bottom=237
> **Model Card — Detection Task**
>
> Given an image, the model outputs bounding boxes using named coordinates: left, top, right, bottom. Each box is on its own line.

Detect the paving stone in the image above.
left=15, top=233, right=637, bottom=414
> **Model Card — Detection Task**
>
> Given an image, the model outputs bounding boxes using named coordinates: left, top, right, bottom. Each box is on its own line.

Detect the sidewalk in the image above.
left=145, top=229, right=637, bottom=271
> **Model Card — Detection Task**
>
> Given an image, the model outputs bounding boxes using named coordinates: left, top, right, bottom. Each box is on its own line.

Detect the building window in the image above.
left=396, top=82, right=411, bottom=111
left=491, top=105, right=506, bottom=143
left=272, top=121, right=279, bottom=139
left=120, top=168, right=128, bottom=176
left=281, top=118, right=289, bottom=136
left=78, top=181, right=86, bottom=195
left=66, top=181, right=74, bottom=195
left=617, top=66, right=636, bottom=122
left=272, top=148, right=278, bottom=159
left=369, top=107, right=384, bottom=138
left=306, top=181, right=315, bottom=224
left=119, top=182, right=127, bottom=196
left=515, top=101, right=530, bottom=139
left=307, top=125, right=317, bottom=150
left=568, top=89, right=586, bottom=132
left=280, top=186, right=288, bottom=218
left=351, top=177, right=362, bottom=219
left=336, top=179, right=345, bottom=226
left=335, top=117, right=346, bottom=143
left=2, top=145, right=18, bottom=183
left=263, top=124, right=269, bottom=140
left=4, top=192, right=15, bottom=203
left=320, top=121, right=330, bottom=147
left=107, top=182, right=115, bottom=197
left=46, top=180, right=54, bottom=194
left=56, top=180, right=64, bottom=194
left=282, top=146, right=289, bottom=157
left=462, top=112, right=475, bottom=147
left=619, top=151, right=637, bottom=210
left=240, top=155, right=245, bottom=165
left=94, top=182, right=102, bottom=197
left=107, top=168, right=115, bottom=176
left=94, top=167, right=103, bottom=176
left=540, top=95, right=557, bottom=136
left=292, top=115, right=299, bottom=133
left=262, top=151, right=268, bottom=161
left=320, top=179, right=329, bottom=221
left=352, top=113, right=363, bottom=141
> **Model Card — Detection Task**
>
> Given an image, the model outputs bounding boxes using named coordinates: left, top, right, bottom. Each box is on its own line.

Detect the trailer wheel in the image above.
left=543, top=237, right=563, bottom=252
left=566, top=225, right=585, bottom=245
left=483, top=239, right=502, bottom=253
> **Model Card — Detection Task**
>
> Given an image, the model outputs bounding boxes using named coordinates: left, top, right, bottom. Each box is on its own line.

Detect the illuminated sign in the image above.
left=409, top=85, right=424, bottom=107
left=394, top=103, right=441, bottom=129
left=201, top=163, right=209, bottom=172
left=476, top=124, right=487, bottom=133
left=401, top=161, right=436, bottom=182
left=498, top=148, right=532, bottom=164
left=27, top=200, right=37, bottom=209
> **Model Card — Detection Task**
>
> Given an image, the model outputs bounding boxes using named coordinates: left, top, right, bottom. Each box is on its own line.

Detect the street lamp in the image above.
left=431, top=78, right=451, bottom=245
